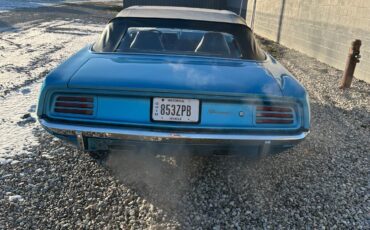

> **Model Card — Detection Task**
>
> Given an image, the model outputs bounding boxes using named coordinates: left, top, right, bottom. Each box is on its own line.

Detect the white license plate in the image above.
left=152, top=97, right=200, bottom=123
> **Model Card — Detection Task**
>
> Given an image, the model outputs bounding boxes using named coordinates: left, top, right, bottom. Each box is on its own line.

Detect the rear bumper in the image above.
left=40, top=119, right=309, bottom=153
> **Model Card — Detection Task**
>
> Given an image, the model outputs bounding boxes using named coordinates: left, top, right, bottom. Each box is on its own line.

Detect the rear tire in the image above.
left=88, top=150, right=109, bottom=161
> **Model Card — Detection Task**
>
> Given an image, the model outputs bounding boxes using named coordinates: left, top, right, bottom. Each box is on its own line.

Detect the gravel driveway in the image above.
left=1, top=2, right=369, bottom=229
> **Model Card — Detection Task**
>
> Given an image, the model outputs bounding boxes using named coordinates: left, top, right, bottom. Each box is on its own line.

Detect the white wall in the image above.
left=246, top=0, right=370, bottom=83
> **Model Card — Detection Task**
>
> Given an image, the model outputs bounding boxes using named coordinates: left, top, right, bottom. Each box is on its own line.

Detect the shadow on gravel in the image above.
left=0, top=20, right=18, bottom=32
left=104, top=146, right=288, bottom=222
left=257, top=36, right=287, bottom=59
left=105, top=148, right=192, bottom=210
left=64, top=2, right=122, bottom=12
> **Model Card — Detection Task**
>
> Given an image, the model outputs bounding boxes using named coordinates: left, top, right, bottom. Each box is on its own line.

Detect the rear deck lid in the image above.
left=68, top=56, right=282, bottom=96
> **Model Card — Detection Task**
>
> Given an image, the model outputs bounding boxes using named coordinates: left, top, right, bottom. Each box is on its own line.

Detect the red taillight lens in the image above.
left=55, top=102, right=94, bottom=108
left=256, top=119, right=293, bottom=124
left=54, top=108, right=93, bottom=115
left=256, top=106, right=294, bottom=124
left=54, top=96, right=94, bottom=116
left=256, top=113, right=293, bottom=118
left=56, top=96, right=94, bottom=102
left=256, top=106, right=292, bottom=112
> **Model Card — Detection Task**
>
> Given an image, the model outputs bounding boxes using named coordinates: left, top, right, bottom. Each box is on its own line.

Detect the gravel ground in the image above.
left=1, top=2, right=369, bottom=229
left=0, top=1, right=121, bottom=97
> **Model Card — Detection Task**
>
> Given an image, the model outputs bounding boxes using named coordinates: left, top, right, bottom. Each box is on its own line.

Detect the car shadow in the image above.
left=0, top=20, right=18, bottom=32
left=63, top=2, right=122, bottom=12
left=104, top=147, right=264, bottom=214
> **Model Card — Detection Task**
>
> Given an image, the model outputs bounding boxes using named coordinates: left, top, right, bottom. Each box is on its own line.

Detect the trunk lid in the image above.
left=68, top=55, right=282, bottom=96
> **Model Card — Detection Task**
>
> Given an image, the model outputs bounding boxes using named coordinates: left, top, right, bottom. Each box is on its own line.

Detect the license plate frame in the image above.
left=151, top=97, right=200, bottom=123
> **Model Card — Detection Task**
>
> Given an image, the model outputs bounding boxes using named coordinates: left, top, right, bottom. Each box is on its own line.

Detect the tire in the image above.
left=88, top=150, right=109, bottom=161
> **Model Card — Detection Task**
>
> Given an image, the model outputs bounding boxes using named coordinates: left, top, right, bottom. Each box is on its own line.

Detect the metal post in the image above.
left=340, top=39, right=362, bottom=89
left=239, top=0, right=245, bottom=16
left=250, top=0, right=257, bottom=31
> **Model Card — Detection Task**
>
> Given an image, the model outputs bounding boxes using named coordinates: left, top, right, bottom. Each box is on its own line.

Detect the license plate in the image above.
left=152, top=97, right=200, bottom=123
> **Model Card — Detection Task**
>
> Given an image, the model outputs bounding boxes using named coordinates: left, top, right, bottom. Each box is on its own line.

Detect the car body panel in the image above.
left=37, top=8, right=310, bottom=155
left=37, top=46, right=310, bottom=154
left=67, top=54, right=283, bottom=97
left=43, top=90, right=304, bottom=131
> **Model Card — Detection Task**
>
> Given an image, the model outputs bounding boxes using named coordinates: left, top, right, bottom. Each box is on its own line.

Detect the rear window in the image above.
left=92, top=18, right=266, bottom=61
left=116, top=27, right=243, bottom=58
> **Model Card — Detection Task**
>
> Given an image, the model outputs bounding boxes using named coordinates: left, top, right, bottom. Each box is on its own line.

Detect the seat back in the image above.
left=195, top=32, right=231, bottom=56
left=130, top=30, right=163, bottom=51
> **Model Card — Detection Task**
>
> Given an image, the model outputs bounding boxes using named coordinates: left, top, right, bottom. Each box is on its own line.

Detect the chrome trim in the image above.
left=40, top=119, right=309, bottom=150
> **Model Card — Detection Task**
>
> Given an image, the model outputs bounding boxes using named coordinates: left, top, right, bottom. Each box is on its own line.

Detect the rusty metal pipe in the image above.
left=340, top=39, right=362, bottom=89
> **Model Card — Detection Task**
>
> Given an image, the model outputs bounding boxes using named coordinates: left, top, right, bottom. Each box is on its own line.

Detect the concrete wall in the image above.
left=246, top=0, right=370, bottom=83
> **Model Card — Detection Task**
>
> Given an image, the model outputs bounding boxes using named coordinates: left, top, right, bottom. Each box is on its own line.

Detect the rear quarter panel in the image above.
left=37, top=45, right=92, bottom=117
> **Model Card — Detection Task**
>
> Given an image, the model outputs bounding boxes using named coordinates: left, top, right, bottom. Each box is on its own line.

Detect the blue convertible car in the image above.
left=37, top=6, right=310, bottom=156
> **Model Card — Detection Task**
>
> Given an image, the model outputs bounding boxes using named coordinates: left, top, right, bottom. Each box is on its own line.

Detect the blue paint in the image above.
left=37, top=45, right=310, bottom=152
left=201, top=102, right=254, bottom=127
left=97, top=96, right=150, bottom=123
left=67, top=53, right=283, bottom=97
left=45, top=92, right=302, bottom=131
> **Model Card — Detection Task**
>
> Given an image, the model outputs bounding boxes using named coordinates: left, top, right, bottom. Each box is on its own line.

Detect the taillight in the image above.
left=256, top=106, right=294, bottom=124
left=54, top=96, right=94, bottom=116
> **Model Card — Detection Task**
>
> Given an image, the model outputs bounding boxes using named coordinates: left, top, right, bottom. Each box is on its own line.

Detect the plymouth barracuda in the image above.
left=37, top=6, right=310, bottom=157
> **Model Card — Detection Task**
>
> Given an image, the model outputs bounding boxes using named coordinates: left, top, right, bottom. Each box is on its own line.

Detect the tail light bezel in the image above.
left=50, top=94, right=97, bottom=118
left=254, top=104, right=297, bottom=126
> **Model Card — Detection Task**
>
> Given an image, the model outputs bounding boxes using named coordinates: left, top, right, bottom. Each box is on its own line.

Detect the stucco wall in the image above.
left=246, top=0, right=370, bottom=83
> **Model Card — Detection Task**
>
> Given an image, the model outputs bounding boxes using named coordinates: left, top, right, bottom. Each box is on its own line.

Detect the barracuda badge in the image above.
left=208, top=109, right=230, bottom=115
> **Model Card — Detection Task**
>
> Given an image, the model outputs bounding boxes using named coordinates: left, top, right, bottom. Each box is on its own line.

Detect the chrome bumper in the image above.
left=39, top=119, right=309, bottom=151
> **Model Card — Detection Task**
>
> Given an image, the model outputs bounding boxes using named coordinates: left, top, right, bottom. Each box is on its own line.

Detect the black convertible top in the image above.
left=115, top=6, right=246, bottom=25
left=93, top=6, right=265, bottom=60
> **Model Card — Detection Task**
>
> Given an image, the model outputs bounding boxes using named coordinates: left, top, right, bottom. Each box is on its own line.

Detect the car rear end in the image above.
left=37, top=13, right=310, bottom=155
left=38, top=86, right=309, bottom=155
